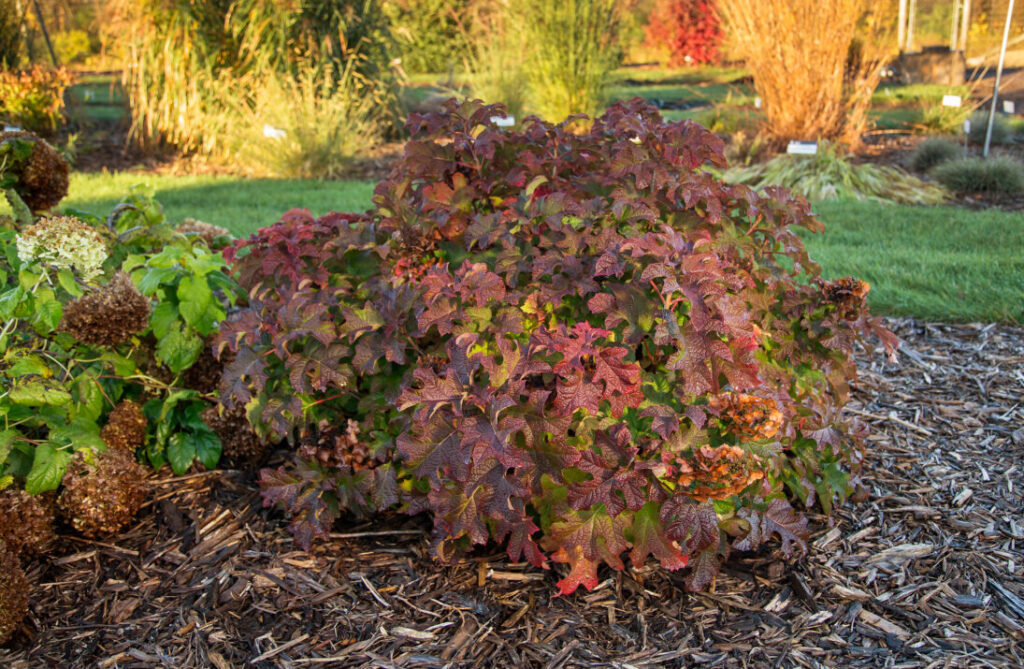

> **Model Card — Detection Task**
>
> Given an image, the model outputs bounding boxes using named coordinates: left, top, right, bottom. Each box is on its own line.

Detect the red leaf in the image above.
left=630, top=502, right=689, bottom=570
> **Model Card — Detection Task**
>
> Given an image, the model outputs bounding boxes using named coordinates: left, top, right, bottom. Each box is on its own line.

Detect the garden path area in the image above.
left=1, top=319, right=1021, bottom=668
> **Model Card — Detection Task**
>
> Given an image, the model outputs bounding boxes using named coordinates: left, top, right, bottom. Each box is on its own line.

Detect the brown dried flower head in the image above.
left=101, top=400, right=147, bottom=452
left=676, top=445, right=765, bottom=500
left=708, top=392, right=784, bottom=441
left=202, top=404, right=266, bottom=465
left=58, top=449, right=149, bottom=538
left=0, top=544, right=29, bottom=645
left=297, top=419, right=370, bottom=471
left=59, top=272, right=151, bottom=347
left=0, top=130, right=69, bottom=212
left=820, top=277, right=870, bottom=306
left=0, top=488, right=55, bottom=557
left=176, top=218, right=232, bottom=247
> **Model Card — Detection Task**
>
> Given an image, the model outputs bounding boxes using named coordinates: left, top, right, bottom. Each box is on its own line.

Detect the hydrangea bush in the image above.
left=219, top=99, right=896, bottom=593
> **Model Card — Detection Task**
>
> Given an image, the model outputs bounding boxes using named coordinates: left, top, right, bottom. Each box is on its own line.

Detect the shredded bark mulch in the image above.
left=1, top=318, right=1021, bottom=667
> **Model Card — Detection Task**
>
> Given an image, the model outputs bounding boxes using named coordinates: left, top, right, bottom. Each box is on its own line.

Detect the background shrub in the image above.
left=967, top=111, right=1015, bottom=146
left=220, top=99, right=895, bottom=595
left=461, top=1, right=529, bottom=121
left=385, top=0, right=472, bottom=74
left=0, top=67, right=74, bottom=135
left=932, top=156, right=1024, bottom=195
left=0, top=0, right=22, bottom=69
left=908, top=138, right=961, bottom=173
left=716, top=0, right=891, bottom=147
left=644, top=0, right=722, bottom=66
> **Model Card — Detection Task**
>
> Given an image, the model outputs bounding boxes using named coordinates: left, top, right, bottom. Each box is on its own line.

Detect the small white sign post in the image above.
left=942, top=95, right=962, bottom=108
left=786, top=141, right=818, bottom=155
left=490, top=115, right=515, bottom=128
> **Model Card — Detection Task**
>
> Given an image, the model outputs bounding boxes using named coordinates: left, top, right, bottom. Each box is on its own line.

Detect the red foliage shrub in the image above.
left=645, top=0, right=723, bottom=66
left=218, top=99, right=896, bottom=594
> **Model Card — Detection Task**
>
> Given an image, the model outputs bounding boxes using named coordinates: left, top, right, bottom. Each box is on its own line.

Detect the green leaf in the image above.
left=25, top=443, right=71, bottom=494
left=6, top=353, right=52, bottom=378
left=177, top=275, right=213, bottom=328
left=156, top=327, right=203, bottom=374
left=71, top=374, right=105, bottom=423
left=48, top=415, right=105, bottom=451
left=30, top=289, right=62, bottom=334
left=8, top=380, right=72, bottom=406
left=0, top=429, right=17, bottom=466
left=100, top=351, right=138, bottom=377
left=136, top=266, right=178, bottom=296
left=166, top=432, right=197, bottom=475
left=192, top=426, right=222, bottom=470
left=149, top=301, right=179, bottom=339
left=57, top=269, right=84, bottom=297
left=0, top=286, right=24, bottom=319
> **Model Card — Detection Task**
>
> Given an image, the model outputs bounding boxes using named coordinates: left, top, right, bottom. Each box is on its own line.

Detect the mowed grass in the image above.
left=805, top=201, right=1023, bottom=324
left=0, top=173, right=378, bottom=238
left=5, top=173, right=1020, bottom=323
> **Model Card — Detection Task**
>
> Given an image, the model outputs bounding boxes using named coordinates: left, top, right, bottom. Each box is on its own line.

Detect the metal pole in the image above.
left=907, top=0, right=918, bottom=51
left=984, top=0, right=1016, bottom=157
left=898, top=0, right=908, bottom=51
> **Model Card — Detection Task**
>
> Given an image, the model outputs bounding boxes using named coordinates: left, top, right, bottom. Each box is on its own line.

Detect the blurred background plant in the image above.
left=725, top=142, right=948, bottom=204
left=0, top=66, right=74, bottom=135
left=932, top=155, right=1024, bottom=194
left=114, top=0, right=398, bottom=172
left=460, top=0, right=529, bottom=121
left=384, top=0, right=471, bottom=76
left=0, top=0, right=24, bottom=69
left=908, top=137, right=961, bottom=172
left=716, top=0, right=894, bottom=148
left=644, top=0, right=722, bottom=67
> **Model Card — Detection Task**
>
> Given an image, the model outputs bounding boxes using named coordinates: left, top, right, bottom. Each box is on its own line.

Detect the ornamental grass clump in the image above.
left=909, top=138, right=961, bottom=173
left=724, top=143, right=948, bottom=205
left=932, top=156, right=1024, bottom=195
left=219, top=99, right=896, bottom=594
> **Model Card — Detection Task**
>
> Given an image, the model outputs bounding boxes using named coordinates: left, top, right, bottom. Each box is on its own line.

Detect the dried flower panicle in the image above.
left=202, top=404, right=266, bottom=465
left=0, top=544, right=28, bottom=645
left=176, top=218, right=232, bottom=247
left=15, top=215, right=107, bottom=283
left=0, top=130, right=69, bottom=212
left=58, top=449, right=149, bottom=538
left=0, top=488, right=55, bottom=557
left=182, top=343, right=227, bottom=394
left=675, top=445, right=765, bottom=500
left=59, top=272, right=150, bottom=346
left=101, top=400, right=147, bottom=452
left=297, top=419, right=371, bottom=471
left=708, top=392, right=784, bottom=441
left=820, top=277, right=870, bottom=306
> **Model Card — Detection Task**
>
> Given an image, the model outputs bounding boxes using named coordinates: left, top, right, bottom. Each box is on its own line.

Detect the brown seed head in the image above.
left=58, top=449, right=149, bottom=538
left=59, top=272, right=151, bottom=347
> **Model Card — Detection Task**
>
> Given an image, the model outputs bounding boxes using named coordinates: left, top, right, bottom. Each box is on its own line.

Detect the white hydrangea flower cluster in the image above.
left=15, top=216, right=108, bottom=283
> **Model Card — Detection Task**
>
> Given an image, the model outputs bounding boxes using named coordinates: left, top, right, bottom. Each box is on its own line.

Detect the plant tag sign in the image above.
left=942, top=95, right=962, bottom=108
left=1003, top=100, right=1016, bottom=114
left=786, top=141, right=818, bottom=155
left=490, top=115, right=515, bottom=127
left=3, top=125, right=20, bottom=132
left=963, top=119, right=971, bottom=133
left=754, top=97, right=762, bottom=109
left=262, top=124, right=287, bottom=140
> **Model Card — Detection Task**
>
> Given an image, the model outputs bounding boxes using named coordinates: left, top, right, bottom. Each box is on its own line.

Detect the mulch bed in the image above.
left=1, top=318, right=1022, bottom=668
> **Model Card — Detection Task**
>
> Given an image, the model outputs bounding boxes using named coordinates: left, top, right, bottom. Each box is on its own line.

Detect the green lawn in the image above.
left=15, top=173, right=379, bottom=238
left=805, top=200, right=1023, bottom=324
left=5, top=172, right=1019, bottom=323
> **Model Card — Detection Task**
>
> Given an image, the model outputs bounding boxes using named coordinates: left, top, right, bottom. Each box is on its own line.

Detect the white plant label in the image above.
left=942, top=95, right=962, bottom=108
left=262, top=124, right=287, bottom=140
left=754, top=97, right=762, bottom=109
left=4, top=125, right=21, bottom=132
left=786, top=141, right=818, bottom=155
left=1003, top=100, right=1016, bottom=114
left=490, top=115, right=515, bottom=127
left=963, top=119, right=971, bottom=133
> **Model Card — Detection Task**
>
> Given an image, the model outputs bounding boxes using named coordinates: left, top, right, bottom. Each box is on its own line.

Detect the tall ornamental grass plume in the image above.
left=468, top=0, right=621, bottom=124
left=115, top=0, right=397, bottom=160
left=218, top=99, right=897, bottom=595
left=716, top=0, right=893, bottom=148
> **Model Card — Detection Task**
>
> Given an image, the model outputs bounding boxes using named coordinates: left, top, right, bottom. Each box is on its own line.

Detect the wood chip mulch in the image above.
left=1, top=318, right=1021, bottom=668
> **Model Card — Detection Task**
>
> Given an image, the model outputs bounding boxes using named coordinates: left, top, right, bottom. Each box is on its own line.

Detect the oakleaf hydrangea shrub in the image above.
left=220, top=99, right=896, bottom=594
